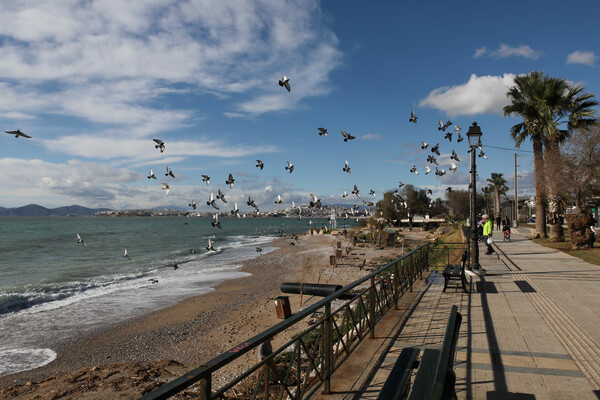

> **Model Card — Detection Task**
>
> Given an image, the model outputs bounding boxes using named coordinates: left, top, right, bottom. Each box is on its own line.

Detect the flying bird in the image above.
left=160, top=182, right=170, bottom=195
left=279, top=75, right=291, bottom=92
left=424, top=165, right=432, bottom=174
left=370, top=189, right=376, bottom=197
left=444, top=132, right=453, bottom=142
left=165, top=165, right=175, bottom=178
left=206, top=238, right=216, bottom=252
left=454, top=125, right=462, bottom=133
left=211, top=214, right=222, bottom=229
left=217, top=188, right=227, bottom=203
left=431, top=143, right=440, bottom=156
left=274, top=194, right=283, bottom=204
left=318, top=127, right=328, bottom=136
left=207, top=192, right=219, bottom=209
left=398, top=181, right=404, bottom=188
left=409, top=110, right=418, bottom=123
left=147, top=169, right=157, bottom=179
left=426, top=189, right=433, bottom=195
left=438, top=120, right=452, bottom=131
left=256, top=160, right=264, bottom=170
left=153, top=139, right=165, bottom=153
left=457, top=133, right=464, bottom=143
left=285, top=161, right=294, bottom=173
left=226, top=173, right=235, bottom=188
left=202, top=175, right=210, bottom=185
left=247, top=195, right=258, bottom=209
left=123, top=248, right=132, bottom=260
left=343, top=160, right=351, bottom=174
left=421, top=141, right=428, bottom=150
left=479, top=150, right=487, bottom=159
left=76, top=233, right=86, bottom=246
left=5, top=129, right=31, bottom=138
left=189, top=199, right=196, bottom=210
left=342, top=191, right=348, bottom=198
left=309, top=193, right=322, bottom=208
left=449, top=162, right=458, bottom=173
left=341, top=129, right=356, bottom=142
left=451, top=149, right=460, bottom=162
left=410, top=165, right=419, bottom=175
left=231, top=202, right=240, bottom=217
left=446, top=187, right=453, bottom=193
left=435, top=166, right=446, bottom=176
left=352, top=184, right=360, bottom=198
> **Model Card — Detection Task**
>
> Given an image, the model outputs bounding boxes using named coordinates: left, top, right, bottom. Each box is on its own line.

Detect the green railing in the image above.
left=140, top=241, right=465, bottom=400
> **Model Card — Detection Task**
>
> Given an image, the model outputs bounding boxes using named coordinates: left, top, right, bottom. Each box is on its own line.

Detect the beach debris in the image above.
left=147, top=169, right=157, bottom=179
left=152, top=138, right=165, bottom=153
left=274, top=194, right=283, bottom=204
left=341, top=129, right=356, bottom=142
left=76, top=233, right=86, bottom=246
left=211, top=214, right=223, bottom=229
left=410, top=110, right=418, bottom=123
left=202, top=175, right=210, bottom=185
left=279, top=75, right=291, bottom=92
left=318, top=127, right=328, bottom=136
left=207, top=192, right=219, bottom=209
left=5, top=129, right=31, bottom=138
left=256, top=160, right=264, bottom=170
left=226, top=173, right=235, bottom=188
left=309, top=193, right=322, bottom=208
left=217, top=188, right=227, bottom=203
left=160, top=182, right=170, bottom=194
left=189, top=199, right=196, bottom=210
left=123, top=248, right=132, bottom=260
left=431, top=143, right=440, bottom=156
left=285, top=161, right=294, bottom=174
left=206, top=238, right=216, bottom=252
left=165, top=165, right=175, bottom=178
left=343, top=160, right=351, bottom=174
left=421, top=141, right=428, bottom=150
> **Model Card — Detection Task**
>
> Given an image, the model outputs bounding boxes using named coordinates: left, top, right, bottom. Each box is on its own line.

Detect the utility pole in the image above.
left=514, top=153, right=518, bottom=228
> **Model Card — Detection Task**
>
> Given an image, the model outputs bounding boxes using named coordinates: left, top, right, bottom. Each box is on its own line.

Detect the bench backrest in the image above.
left=460, top=250, right=468, bottom=272
left=376, top=347, right=419, bottom=400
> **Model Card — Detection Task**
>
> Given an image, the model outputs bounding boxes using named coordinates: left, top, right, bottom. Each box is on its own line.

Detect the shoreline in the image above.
left=0, top=229, right=428, bottom=398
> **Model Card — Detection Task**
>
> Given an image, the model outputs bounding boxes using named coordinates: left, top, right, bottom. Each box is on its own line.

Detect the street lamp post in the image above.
left=467, top=122, right=483, bottom=273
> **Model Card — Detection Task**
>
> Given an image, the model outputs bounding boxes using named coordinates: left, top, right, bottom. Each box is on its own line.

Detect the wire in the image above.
left=483, top=144, right=534, bottom=153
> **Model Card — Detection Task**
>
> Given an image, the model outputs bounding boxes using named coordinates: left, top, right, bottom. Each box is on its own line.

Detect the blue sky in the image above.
left=1, top=0, right=598, bottom=211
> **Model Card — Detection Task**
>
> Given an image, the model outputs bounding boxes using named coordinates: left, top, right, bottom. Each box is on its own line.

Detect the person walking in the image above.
left=482, top=214, right=495, bottom=254
left=495, top=215, right=502, bottom=230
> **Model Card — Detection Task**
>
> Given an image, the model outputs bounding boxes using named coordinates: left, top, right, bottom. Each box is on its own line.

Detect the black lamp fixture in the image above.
left=467, top=122, right=482, bottom=148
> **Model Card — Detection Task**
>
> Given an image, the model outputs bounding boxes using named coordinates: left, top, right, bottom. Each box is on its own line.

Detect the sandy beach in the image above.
left=0, top=229, right=429, bottom=399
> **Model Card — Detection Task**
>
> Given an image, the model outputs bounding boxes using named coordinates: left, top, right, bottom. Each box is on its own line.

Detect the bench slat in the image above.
left=377, top=347, right=420, bottom=400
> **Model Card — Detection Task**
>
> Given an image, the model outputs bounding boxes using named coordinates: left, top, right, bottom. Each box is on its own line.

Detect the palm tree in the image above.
left=487, top=173, right=508, bottom=220
left=504, top=71, right=598, bottom=239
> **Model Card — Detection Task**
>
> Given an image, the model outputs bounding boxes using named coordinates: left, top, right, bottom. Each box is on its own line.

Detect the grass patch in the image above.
left=531, top=235, right=600, bottom=266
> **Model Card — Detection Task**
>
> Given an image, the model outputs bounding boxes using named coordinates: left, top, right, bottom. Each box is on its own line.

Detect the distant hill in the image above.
left=0, top=204, right=110, bottom=217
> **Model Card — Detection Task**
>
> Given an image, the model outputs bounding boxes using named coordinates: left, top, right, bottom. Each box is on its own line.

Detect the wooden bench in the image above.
left=442, top=250, right=471, bottom=293
left=376, top=306, right=462, bottom=400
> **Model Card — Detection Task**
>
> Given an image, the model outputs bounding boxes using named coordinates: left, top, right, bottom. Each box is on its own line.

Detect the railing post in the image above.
left=369, top=276, right=376, bottom=339
left=296, top=343, right=302, bottom=399
left=199, top=375, right=211, bottom=400
left=393, top=262, right=399, bottom=310
left=324, top=302, right=332, bottom=394
left=409, top=256, right=414, bottom=292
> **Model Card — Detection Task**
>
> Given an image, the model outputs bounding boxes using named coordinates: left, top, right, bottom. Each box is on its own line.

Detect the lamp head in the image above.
left=467, top=122, right=482, bottom=147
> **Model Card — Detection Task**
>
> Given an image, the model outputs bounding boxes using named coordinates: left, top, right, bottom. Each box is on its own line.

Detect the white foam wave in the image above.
left=0, top=348, right=57, bottom=376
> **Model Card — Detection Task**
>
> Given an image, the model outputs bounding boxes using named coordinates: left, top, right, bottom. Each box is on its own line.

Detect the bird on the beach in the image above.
left=444, top=132, right=453, bottom=142
left=421, top=141, right=428, bottom=150
left=352, top=184, right=360, bottom=198
left=341, top=129, right=356, bottom=142
left=189, top=199, right=196, bottom=210
left=297, top=205, right=303, bottom=220
left=165, top=262, right=179, bottom=270
left=308, top=220, right=313, bottom=225
left=370, top=189, right=376, bottom=197
left=410, top=110, right=418, bottom=123
left=5, top=129, right=31, bottom=138
left=202, top=175, right=210, bottom=185
left=165, top=165, right=175, bottom=178
left=211, top=214, right=222, bottom=229
left=217, top=188, right=227, bottom=203
left=449, top=162, right=458, bottom=173
left=289, top=242, right=296, bottom=246
left=256, top=160, right=264, bottom=170
left=318, top=127, right=328, bottom=136
left=123, top=248, right=132, bottom=260
left=183, top=222, right=188, bottom=227
left=309, top=193, right=322, bottom=208
left=247, top=195, right=257, bottom=208
left=148, top=278, right=159, bottom=284
left=424, top=165, right=432, bottom=174
left=226, top=173, right=235, bottom=188
left=479, top=150, right=487, bottom=160
left=160, top=182, right=170, bottom=195
left=274, top=194, right=283, bottom=204
left=207, top=192, right=219, bottom=209
left=285, top=161, right=294, bottom=174
left=342, top=191, right=348, bottom=198
left=76, top=233, right=86, bottom=246
left=343, top=160, right=351, bottom=174
left=438, top=120, right=452, bottom=131
left=451, top=149, right=460, bottom=162
left=431, top=143, right=440, bottom=156
left=457, top=133, right=464, bottom=143
left=206, top=238, right=216, bottom=252
left=147, top=169, right=156, bottom=179
left=256, top=247, right=263, bottom=254
left=231, top=202, right=240, bottom=217
left=279, top=75, right=291, bottom=92
left=153, top=139, right=165, bottom=153
left=410, top=165, right=418, bottom=175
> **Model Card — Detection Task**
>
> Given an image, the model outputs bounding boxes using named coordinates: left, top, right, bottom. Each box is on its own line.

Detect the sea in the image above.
left=0, top=216, right=351, bottom=377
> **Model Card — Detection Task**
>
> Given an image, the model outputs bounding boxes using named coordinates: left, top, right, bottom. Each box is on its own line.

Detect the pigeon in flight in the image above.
left=449, top=162, right=458, bottom=173
left=207, top=192, right=219, bottom=209
left=454, top=125, right=462, bottom=133
left=189, top=199, right=196, bottom=210
left=5, top=129, right=31, bottom=138
left=160, top=182, right=170, bottom=195
left=410, top=165, right=419, bottom=175
left=247, top=195, right=258, bottom=209
left=409, top=110, right=418, bottom=123
left=342, top=191, right=348, bottom=198
left=398, top=181, right=405, bottom=188
left=426, top=189, right=433, bottom=195
left=352, top=184, right=361, bottom=198
left=457, top=133, right=464, bottom=143
left=424, top=165, right=432, bottom=174
left=318, top=127, right=328, bottom=136
left=211, top=214, right=223, bottom=229
left=279, top=75, right=291, bottom=92
left=444, top=132, right=453, bottom=142
left=343, top=160, right=351, bottom=174
left=479, top=150, right=487, bottom=159
left=226, top=173, right=235, bottom=188
left=123, top=248, right=132, bottom=260
left=438, top=120, right=452, bottom=131
left=256, top=247, right=263, bottom=254
left=274, top=194, right=283, bottom=204
left=451, top=149, right=460, bottom=162
left=431, top=143, right=440, bottom=156
left=435, top=166, right=446, bottom=176
left=206, top=238, right=216, bottom=252
left=341, top=129, right=356, bottom=142
left=76, top=233, right=86, bottom=246
left=202, top=175, right=210, bottom=185
left=309, top=193, right=322, bottom=208
left=370, top=189, right=376, bottom=197
left=217, top=188, right=227, bottom=203
left=446, top=187, right=453, bottom=193
left=153, top=139, right=165, bottom=153
left=427, top=155, right=439, bottom=165
left=165, top=165, right=175, bottom=178
left=285, top=161, right=294, bottom=173
left=421, top=141, right=428, bottom=150
left=147, top=169, right=157, bottom=179
left=256, top=160, right=264, bottom=170
left=231, top=202, right=240, bottom=217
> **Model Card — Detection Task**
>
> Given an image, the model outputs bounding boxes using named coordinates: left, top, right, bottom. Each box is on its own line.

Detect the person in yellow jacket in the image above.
left=482, top=214, right=494, bottom=254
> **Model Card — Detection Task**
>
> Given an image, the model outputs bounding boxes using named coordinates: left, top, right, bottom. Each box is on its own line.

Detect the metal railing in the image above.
left=140, top=241, right=465, bottom=400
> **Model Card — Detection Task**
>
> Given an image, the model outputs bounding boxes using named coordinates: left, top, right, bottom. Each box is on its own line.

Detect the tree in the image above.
left=562, top=124, right=600, bottom=209
left=446, top=190, right=484, bottom=220
left=486, top=173, right=508, bottom=219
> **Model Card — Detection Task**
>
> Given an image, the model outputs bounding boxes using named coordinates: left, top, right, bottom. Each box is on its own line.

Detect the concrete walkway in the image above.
left=313, top=228, right=600, bottom=400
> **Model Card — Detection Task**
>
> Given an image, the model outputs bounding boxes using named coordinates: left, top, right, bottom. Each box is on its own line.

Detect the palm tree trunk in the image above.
left=533, top=137, right=547, bottom=238
left=494, top=188, right=500, bottom=220
left=545, top=138, right=564, bottom=242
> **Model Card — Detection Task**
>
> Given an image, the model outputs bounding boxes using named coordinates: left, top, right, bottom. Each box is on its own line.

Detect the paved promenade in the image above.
left=314, top=228, right=600, bottom=400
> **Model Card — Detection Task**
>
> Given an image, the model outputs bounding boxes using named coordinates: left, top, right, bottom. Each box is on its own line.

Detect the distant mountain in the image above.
left=0, top=204, right=110, bottom=217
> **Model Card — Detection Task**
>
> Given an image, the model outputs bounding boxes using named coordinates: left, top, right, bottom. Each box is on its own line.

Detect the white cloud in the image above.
left=566, top=50, right=596, bottom=67
left=361, top=133, right=381, bottom=140
left=0, top=111, right=36, bottom=120
left=419, top=74, right=516, bottom=117
left=473, top=44, right=541, bottom=60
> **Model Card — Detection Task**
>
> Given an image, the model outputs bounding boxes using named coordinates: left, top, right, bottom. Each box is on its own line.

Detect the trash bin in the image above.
left=274, top=296, right=291, bottom=319
left=336, top=249, right=342, bottom=258
left=329, top=255, right=336, bottom=266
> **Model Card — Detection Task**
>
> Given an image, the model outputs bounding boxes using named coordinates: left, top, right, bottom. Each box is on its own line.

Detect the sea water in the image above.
left=0, top=216, right=346, bottom=376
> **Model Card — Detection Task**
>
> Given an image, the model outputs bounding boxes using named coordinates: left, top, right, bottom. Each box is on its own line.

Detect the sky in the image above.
left=1, top=0, right=599, bottom=211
